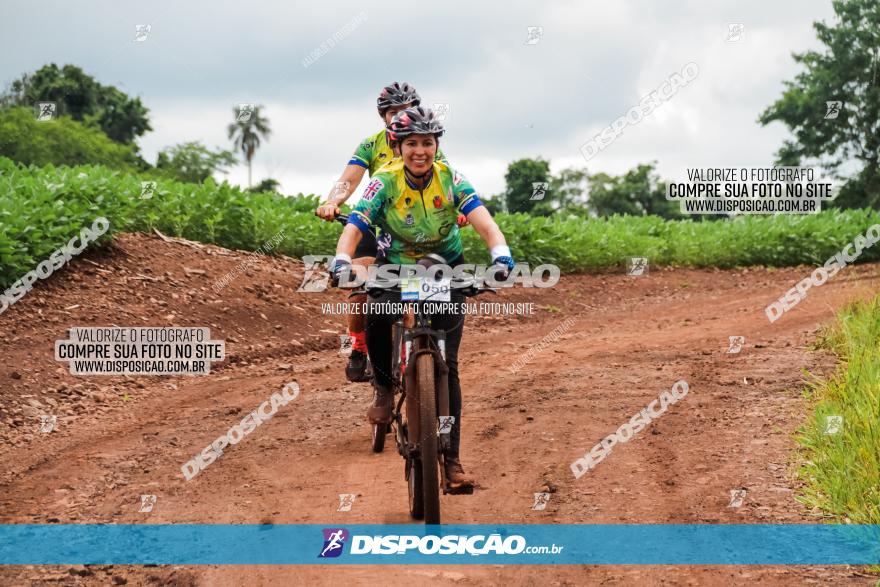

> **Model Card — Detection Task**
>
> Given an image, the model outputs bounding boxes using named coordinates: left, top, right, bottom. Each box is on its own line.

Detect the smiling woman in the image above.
left=329, top=105, right=516, bottom=491
left=2, top=0, right=880, bottom=582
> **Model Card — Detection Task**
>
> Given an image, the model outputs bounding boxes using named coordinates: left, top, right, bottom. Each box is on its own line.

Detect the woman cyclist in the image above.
left=329, top=106, right=515, bottom=488
left=315, top=82, right=446, bottom=382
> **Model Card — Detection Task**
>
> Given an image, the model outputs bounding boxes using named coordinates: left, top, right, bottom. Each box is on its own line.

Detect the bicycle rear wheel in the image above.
left=417, top=353, right=440, bottom=524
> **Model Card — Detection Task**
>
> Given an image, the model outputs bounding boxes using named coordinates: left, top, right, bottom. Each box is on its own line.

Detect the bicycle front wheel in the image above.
left=417, top=353, right=440, bottom=524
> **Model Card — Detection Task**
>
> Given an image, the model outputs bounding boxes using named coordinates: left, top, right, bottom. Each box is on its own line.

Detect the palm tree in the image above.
left=227, top=105, right=271, bottom=188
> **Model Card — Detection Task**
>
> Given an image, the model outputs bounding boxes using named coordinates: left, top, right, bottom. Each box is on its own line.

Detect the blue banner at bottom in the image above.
left=0, top=524, right=878, bottom=565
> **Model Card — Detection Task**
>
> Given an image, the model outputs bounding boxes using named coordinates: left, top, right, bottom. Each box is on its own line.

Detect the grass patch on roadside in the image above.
left=796, top=295, right=880, bottom=525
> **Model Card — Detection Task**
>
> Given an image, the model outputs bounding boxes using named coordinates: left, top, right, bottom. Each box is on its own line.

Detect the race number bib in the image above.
left=419, top=277, right=451, bottom=302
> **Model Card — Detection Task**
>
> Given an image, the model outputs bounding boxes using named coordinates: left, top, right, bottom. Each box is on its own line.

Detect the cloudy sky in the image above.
left=1, top=0, right=835, bottom=199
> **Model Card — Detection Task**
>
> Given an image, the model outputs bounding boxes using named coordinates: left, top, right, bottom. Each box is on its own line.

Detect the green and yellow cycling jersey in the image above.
left=348, top=129, right=447, bottom=176
left=350, top=159, right=483, bottom=264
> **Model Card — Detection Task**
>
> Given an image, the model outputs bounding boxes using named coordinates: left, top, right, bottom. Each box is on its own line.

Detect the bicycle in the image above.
left=334, top=214, right=493, bottom=524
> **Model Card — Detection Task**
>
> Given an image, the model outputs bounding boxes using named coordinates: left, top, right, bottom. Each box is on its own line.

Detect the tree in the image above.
left=155, top=141, right=236, bottom=183
left=94, top=84, right=152, bottom=145
left=0, top=63, right=151, bottom=145
left=227, top=105, right=271, bottom=188
left=759, top=0, right=880, bottom=208
left=502, top=157, right=551, bottom=214
left=479, top=194, right=504, bottom=216
left=0, top=106, right=139, bottom=169
left=251, top=178, right=281, bottom=193
left=550, top=167, right=589, bottom=210
left=587, top=163, right=680, bottom=219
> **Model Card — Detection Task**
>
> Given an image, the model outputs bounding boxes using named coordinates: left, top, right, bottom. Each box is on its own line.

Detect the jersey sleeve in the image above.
left=450, top=168, right=483, bottom=215
left=350, top=176, right=387, bottom=235
left=348, top=136, right=373, bottom=169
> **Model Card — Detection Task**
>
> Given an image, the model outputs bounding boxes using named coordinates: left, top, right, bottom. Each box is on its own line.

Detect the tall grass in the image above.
left=796, top=296, right=880, bottom=525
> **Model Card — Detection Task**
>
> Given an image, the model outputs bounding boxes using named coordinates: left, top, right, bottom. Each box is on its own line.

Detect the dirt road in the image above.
left=1, top=233, right=878, bottom=585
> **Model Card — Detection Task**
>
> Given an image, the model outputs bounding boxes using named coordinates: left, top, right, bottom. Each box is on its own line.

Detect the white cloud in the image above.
left=1, top=0, right=838, bottom=198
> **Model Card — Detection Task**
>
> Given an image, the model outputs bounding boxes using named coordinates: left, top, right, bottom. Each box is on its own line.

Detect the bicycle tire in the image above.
left=408, top=458, right=424, bottom=520
left=371, top=422, right=387, bottom=452
left=417, top=352, right=441, bottom=524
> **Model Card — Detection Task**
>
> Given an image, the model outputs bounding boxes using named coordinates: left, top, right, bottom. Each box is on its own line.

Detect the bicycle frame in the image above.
left=392, top=300, right=453, bottom=461
left=332, top=212, right=492, bottom=514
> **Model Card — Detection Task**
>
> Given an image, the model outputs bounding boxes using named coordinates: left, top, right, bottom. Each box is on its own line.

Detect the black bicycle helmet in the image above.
left=376, top=82, right=421, bottom=115
left=386, top=106, right=445, bottom=142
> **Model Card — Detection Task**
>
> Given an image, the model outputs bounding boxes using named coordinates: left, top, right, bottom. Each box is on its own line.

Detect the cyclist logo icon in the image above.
left=726, top=23, right=744, bottom=42
left=727, top=336, right=745, bottom=354
left=331, top=181, right=350, bottom=201
left=337, top=494, right=356, bottom=512
left=139, top=494, right=157, bottom=513
left=530, top=182, right=548, bottom=201
left=728, top=489, right=747, bottom=508
left=134, top=24, right=151, bottom=42
left=297, top=255, right=333, bottom=293
left=318, top=528, right=349, bottom=558
left=236, top=104, right=255, bottom=123
left=824, top=415, right=843, bottom=435
left=140, top=181, right=157, bottom=200
left=524, top=26, right=543, bottom=45
left=39, top=415, right=57, bottom=433
left=432, top=103, right=450, bottom=121
left=438, top=416, right=455, bottom=435
left=825, top=101, right=843, bottom=119
left=35, top=102, right=57, bottom=121
left=532, top=492, right=550, bottom=510
left=627, top=257, right=649, bottom=276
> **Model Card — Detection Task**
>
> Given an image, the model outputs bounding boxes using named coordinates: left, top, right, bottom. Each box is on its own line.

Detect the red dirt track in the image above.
left=1, top=233, right=879, bottom=585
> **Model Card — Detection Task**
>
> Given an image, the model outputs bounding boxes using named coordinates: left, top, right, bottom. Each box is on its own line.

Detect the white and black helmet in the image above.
left=387, top=106, right=445, bottom=142
left=376, top=82, right=421, bottom=115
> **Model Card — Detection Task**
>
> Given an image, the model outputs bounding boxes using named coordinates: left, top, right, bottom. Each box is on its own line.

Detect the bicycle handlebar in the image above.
left=349, top=282, right=496, bottom=299
left=332, top=212, right=497, bottom=299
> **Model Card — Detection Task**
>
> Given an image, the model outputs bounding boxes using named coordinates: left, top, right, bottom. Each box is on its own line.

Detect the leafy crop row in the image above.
left=458, top=208, right=880, bottom=270
left=2, top=157, right=880, bottom=289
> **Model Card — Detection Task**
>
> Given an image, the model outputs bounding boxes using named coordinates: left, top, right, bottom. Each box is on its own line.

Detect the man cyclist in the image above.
left=329, top=106, right=515, bottom=488
left=315, top=82, right=447, bottom=382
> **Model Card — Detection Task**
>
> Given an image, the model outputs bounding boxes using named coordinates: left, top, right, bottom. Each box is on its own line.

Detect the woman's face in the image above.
left=401, top=135, right=436, bottom=175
